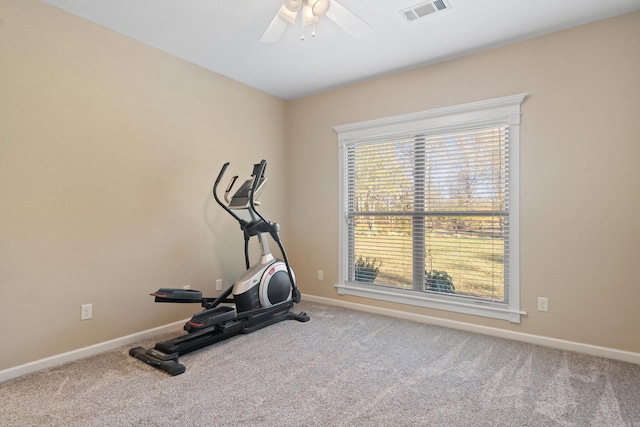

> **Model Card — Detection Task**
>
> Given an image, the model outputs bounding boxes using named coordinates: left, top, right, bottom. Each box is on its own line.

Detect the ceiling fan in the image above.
left=260, top=0, right=370, bottom=43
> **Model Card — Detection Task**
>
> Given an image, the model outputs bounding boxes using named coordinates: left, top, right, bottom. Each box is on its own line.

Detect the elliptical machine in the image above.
left=130, top=160, right=309, bottom=375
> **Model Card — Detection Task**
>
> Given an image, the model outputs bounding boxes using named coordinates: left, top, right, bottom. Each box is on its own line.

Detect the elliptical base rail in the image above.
left=129, top=301, right=309, bottom=376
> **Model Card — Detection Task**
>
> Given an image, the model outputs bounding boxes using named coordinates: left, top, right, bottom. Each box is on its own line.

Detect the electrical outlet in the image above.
left=317, top=270, right=324, bottom=281
left=538, top=297, right=549, bottom=312
left=182, top=285, right=190, bottom=290
left=81, top=303, right=92, bottom=320
left=216, top=279, right=223, bottom=291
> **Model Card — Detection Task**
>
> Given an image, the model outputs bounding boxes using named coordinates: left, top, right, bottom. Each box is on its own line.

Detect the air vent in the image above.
left=400, top=0, right=451, bottom=22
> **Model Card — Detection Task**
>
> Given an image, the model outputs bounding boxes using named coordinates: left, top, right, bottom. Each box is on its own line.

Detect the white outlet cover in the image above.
left=81, top=304, right=92, bottom=320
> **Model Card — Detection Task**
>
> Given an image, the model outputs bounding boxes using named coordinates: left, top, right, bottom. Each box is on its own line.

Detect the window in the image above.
left=334, top=95, right=526, bottom=323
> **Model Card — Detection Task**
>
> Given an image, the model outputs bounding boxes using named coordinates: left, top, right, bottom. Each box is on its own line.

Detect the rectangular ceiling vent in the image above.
left=400, top=0, right=451, bottom=22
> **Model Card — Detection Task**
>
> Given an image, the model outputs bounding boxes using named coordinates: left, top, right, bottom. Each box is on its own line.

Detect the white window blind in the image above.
left=345, top=126, right=509, bottom=302
left=335, top=94, right=526, bottom=323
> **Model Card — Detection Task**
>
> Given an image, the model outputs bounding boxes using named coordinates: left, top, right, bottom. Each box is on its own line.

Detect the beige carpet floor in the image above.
left=1, top=301, right=639, bottom=426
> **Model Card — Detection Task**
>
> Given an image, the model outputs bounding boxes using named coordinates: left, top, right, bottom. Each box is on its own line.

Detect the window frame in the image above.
left=334, top=94, right=527, bottom=323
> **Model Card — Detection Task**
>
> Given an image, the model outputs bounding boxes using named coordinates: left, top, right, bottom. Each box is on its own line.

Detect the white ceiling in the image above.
left=41, top=0, right=640, bottom=100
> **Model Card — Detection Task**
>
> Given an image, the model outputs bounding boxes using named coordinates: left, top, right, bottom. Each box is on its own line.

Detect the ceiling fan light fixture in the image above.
left=277, top=5, right=298, bottom=25
left=302, top=4, right=321, bottom=26
left=310, top=0, right=330, bottom=16
left=283, top=0, right=303, bottom=12
left=261, top=0, right=370, bottom=43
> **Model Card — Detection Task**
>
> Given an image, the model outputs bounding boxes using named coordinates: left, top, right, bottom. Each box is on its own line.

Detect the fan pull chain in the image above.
left=301, top=24, right=316, bottom=41
left=300, top=11, right=305, bottom=41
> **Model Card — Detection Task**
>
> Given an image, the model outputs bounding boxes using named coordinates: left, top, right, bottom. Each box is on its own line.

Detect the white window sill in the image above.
left=335, top=282, right=526, bottom=323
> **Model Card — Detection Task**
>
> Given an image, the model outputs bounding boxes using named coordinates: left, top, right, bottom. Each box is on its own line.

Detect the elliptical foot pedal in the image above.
left=151, top=288, right=203, bottom=303
left=185, top=306, right=237, bottom=332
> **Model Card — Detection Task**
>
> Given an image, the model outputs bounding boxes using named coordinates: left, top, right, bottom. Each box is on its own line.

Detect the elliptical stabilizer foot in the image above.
left=129, top=347, right=186, bottom=376
left=289, top=311, right=310, bottom=322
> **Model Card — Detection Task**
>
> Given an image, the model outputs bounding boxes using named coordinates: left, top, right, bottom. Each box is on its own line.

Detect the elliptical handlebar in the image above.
left=213, top=162, right=243, bottom=225
left=248, top=160, right=268, bottom=225
left=212, top=160, right=301, bottom=303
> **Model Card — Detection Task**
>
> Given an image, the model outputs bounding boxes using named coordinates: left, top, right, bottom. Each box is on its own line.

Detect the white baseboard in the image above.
left=0, top=319, right=187, bottom=383
left=303, top=295, right=640, bottom=365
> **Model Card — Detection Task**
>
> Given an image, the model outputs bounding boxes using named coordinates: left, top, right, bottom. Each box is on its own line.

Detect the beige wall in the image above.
left=1, top=0, right=639, bottom=372
left=0, top=0, right=286, bottom=370
left=286, top=11, right=640, bottom=353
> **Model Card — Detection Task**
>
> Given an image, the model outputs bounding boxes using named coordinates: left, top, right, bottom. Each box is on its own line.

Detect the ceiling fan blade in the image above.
left=260, top=8, right=289, bottom=43
left=325, top=0, right=371, bottom=39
